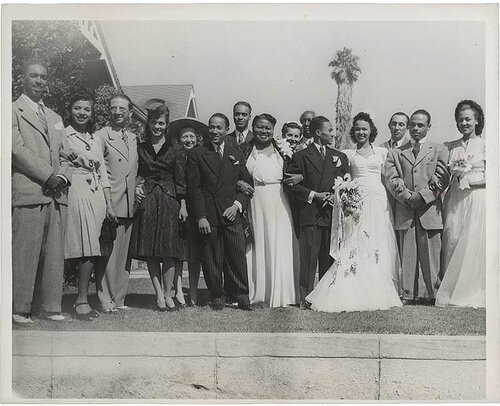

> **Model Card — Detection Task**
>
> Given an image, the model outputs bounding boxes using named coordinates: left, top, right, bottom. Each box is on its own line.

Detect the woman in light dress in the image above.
left=436, top=100, right=486, bottom=308
left=242, top=113, right=300, bottom=307
left=306, top=112, right=402, bottom=312
left=64, top=93, right=113, bottom=320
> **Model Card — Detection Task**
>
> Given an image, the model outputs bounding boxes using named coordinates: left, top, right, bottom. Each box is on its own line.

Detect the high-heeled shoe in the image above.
left=73, top=302, right=96, bottom=321
left=156, top=298, right=168, bottom=312
left=173, top=296, right=186, bottom=309
left=165, top=297, right=179, bottom=312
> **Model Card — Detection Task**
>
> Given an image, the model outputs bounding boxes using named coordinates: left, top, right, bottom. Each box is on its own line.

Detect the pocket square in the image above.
left=335, top=160, right=342, bottom=168
left=233, top=161, right=240, bottom=165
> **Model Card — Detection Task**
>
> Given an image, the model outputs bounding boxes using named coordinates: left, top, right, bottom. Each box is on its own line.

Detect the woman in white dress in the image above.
left=64, top=94, right=113, bottom=320
left=306, top=112, right=402, bottom=312
left=242, top=113, right=299, bottom=307
left=436, top=100, right=486, bottom=308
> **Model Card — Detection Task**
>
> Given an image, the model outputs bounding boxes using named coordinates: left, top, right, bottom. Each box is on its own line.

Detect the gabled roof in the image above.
left=122, top=84, right=198, bottom=121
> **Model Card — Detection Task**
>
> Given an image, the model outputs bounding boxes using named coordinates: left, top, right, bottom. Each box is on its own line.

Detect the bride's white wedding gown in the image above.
left=306, top=147, right=402, bottom=312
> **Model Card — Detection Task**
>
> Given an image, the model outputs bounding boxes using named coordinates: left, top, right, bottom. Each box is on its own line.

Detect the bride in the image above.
left=306, top=112, right=402, bottom=312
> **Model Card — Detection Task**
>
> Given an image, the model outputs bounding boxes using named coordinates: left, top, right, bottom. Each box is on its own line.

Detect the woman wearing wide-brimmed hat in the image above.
left=169, top=116, right=209, bottom=306
left=128, top=99, right=186, bottom=311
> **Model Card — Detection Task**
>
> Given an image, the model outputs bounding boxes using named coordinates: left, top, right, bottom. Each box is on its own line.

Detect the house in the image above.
left=78, top=21, right=198, bottom=123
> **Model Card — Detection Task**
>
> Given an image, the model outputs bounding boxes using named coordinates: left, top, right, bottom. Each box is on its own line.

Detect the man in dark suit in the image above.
left=226, top=101, right=253, bottom=146
left=12, top=59, right=72, bottom=323
left=186, top=113, right=253, bottom=311
left=288, top=116, right=349, bottom=309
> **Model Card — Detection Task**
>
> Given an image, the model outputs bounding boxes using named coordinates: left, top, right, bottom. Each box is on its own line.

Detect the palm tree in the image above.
left=329, top=47, right=361, bottom=149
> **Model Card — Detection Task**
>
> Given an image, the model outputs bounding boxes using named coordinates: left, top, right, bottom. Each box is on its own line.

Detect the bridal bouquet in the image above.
left=448, top=147, right=473, bottom=190
left=332, top=173, right=364, bottom=223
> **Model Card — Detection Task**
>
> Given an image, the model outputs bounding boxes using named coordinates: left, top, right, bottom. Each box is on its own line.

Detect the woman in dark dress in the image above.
left=169, top=117, right=209, bottom=306
left=129, top=100, right=186, bottom=311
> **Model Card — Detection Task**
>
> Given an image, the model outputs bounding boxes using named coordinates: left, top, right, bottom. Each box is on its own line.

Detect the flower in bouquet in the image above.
left=335, top=173, right=364, bottom=223
left=448, top=147, right=473, bottom=189
left=274, top=136, right=294, bottom=160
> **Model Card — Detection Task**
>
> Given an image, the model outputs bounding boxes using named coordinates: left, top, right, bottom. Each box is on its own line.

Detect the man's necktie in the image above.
left=121, top=130, right=129, bottom=150
left=37, top=103, right=48, bottom=134
left=412, top=142, right=420, bottom=158
left=217, top=145, right=223, bottom=160
left=320, top=146, right=326, bottom=160
left=238, top=133, right=244, bottom=145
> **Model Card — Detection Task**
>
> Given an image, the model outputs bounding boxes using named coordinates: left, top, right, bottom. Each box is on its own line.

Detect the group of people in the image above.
left=12, top=57, right=486, bottom=323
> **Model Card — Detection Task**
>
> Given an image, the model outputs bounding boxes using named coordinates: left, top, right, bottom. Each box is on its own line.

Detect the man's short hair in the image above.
left=300, top=110, right=316, bottom=122
left=22, top=58, right=48, bottom=75
left=109, top=93, right=133, bottom=110
left=388, top=112, right=410, bottom=127
left=411, top=109, right=431, bottom=124
left=209, top=113, right=230, bottom=129
left=233, top=101, right=252, bottom=113
left=309, top=116, right=330, bottom=136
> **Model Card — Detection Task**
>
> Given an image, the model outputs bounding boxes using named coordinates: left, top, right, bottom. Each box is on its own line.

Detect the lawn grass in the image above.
left=14, top=278, right=486, bottom=335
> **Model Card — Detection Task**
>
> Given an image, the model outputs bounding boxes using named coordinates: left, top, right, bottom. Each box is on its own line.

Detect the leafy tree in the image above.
left=329, top=47, right=362, bottom=149
left=12, top=20, right=93, bottom=116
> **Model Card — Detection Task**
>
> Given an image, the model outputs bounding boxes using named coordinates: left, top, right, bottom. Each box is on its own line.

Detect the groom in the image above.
left=288, top=116, right=349, bottom=309
left=186, top=113, right=253, bottom=311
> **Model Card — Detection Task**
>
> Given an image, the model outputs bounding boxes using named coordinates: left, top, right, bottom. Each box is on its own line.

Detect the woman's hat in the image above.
left=168, top=117, right=209, bottom=139
left=144, top=98, right=166, bottom=112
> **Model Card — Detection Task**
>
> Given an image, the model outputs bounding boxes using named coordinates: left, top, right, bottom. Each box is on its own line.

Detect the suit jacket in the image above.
left=288, top=143, right=349, bottom=228
left=380, top=135, right=410, bottom=150
left=95, top=126, right=139, bottom=218
left=186, top=141, right=252, bottom=227
left=385, top=141, right=450, bottom=231
left=12, top=95, right=72, bottom=207
left=226, top=129, right=253, bottom=147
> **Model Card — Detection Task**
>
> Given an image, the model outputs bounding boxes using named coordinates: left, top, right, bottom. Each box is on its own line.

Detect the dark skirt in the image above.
left=129, top=185, right=186, bottom=261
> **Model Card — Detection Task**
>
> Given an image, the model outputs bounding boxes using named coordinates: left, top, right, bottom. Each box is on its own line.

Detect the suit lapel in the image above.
left=400, top=142, right=415, bottom=165
left=202, top=144, right=222, bottom=177
left=318, top=147, right=336, bottom=192
left=106, top=128, right=129, bottom=161
left=305, top=144, right=323, bottom=174
left=215, top=145, right=234, bottom=191
left=414, top=142, right=432, bottom=166
left=17, top=98, right=50, bottom=146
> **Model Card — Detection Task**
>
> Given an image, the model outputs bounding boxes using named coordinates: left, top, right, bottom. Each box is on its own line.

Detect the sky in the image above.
left=100, top=20, right=485, bottom=144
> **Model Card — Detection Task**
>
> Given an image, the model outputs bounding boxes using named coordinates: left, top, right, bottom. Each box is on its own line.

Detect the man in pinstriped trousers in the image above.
left=186, top=113, right=253, bottom=311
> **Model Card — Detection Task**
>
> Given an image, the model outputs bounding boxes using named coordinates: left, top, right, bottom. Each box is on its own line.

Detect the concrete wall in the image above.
left=10, top=331, right=485, bottom=400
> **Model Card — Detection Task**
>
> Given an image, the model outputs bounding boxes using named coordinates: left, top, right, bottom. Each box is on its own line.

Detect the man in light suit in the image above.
left=94, top=94, right=138, bottom=311
left=385, top=110, right=450, bottom=305
left=380, top=112, right=410, bottom=150
left=381, top=112, right=411, bottom=216
left=226, top=101, right=253, bottom=146
left=12, top=59, right=72, bottom=323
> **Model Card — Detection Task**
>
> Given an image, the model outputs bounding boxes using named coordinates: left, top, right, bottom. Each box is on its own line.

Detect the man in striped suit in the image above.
left=288, top=116, right=349, bottom=309
left=186, top=113, right=253, bottom=311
